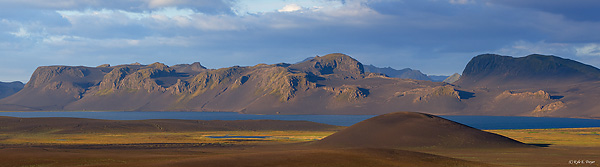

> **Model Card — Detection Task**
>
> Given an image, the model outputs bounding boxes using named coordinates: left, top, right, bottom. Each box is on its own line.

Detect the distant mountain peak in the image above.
left=0, top=81, right=24, bottom=99
left=456, top=54, right=600, bottom=87
left=443, top=73, right=461, bottom=83
left=428, top=75, right=450, bottom=82
left=295, top=55, right=436, bottom=81
left=190, top=62, right=205, bottom=68
left=291, top=53, right=364, bottom=78
left=363, top=64, right=431, bottom=81
left=172, top=62, right=207, bottom=74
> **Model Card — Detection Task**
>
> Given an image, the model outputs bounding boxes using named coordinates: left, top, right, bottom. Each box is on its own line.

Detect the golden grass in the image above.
left=486, top=127, right=600, bottom=147
left=3, top=127, right=600, bottom=148
left=0, top=130, right=338, bottom=145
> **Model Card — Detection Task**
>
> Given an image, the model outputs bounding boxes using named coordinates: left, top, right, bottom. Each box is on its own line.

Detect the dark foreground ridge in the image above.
left=153, top=148, right=493, bottom=167
left=317, top=112, right=528, bottom=148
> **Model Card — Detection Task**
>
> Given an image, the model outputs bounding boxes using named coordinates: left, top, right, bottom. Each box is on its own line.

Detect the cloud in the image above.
left=56, top=8, right=247, bottom=34
left=494, top=40, right=574, bottom=57
left=576, top=44, right=600, bottom=57
left=1, top=0, right=600, bottom=82
left=491, top=41, right=600, bottom=69
left=9, top=28, right=31, bottom=38
left=487, top=0, right=600, bottom=21
left=449, top=0, right=473, bottom=5
left=148, top=0, right=178, bottom=8
left=278, top=4, right=303, bottom=12
left=0, top=0, right=236, bottom=14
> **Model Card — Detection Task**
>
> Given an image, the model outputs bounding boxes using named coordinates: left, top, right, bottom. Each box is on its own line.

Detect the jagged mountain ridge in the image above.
left=1, top=53, right=600, bottom=118
left=0, top=53, right=459, bottom=114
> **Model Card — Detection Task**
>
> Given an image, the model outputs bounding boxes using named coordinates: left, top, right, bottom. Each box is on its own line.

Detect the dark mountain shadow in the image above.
left=527, top=143, right=551, bottom=147
left=457, top=90, right=475, bottom=99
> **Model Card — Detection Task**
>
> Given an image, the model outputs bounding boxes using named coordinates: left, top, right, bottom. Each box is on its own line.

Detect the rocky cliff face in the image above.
left=404, top=85, right=461, bottom=103
left=0, top=66, right=109, bottom=110
left=0, top=54, right=366, bottom=113
left=171, top=62, right=207, bottom=74
left=97, top=63, right=177, bottom=93
left=290, top=53, right=365, bottom=79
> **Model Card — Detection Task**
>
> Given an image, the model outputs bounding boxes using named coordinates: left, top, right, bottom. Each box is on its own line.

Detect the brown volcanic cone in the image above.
left=317, top=112, right=526, bottom=148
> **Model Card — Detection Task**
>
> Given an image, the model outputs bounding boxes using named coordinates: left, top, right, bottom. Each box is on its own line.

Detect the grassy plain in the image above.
left=1, top=126, right=600, bottom=166
left=3, top=128, right=598, bottom=147
left=487, top=127, right=600, bottom=147
left=0, top=130, right=335, bottom=145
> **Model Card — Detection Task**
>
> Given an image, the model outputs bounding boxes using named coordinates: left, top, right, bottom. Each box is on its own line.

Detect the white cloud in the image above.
left=57, top=8, right=244, bottom=31
left=148, top=0, right=178, bottom=8
left=10, top=28, right=31, bottom=38
left=0, top=0, right=236, bottom=15
left=152, top=7, right=194, bottom=18
left=317, top=0, right=379, bottom=18
left=449, top=0, right=473, bottom=5
left=52, top=1, right=382, bottom=33
left=41, top=33, right=197, bottom=49
left=235, top=0, right=343, bottom=15
left=576, top=43, right=600, bottom=57
left=278, top=4, right=302, bottom=12
left=494, top=40, right=574, bottom=57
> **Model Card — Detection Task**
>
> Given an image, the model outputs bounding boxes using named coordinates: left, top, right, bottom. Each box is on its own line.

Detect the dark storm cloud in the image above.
left=488, top=0, right=600, bottom=22
left=360, top=1, right=544, bottom=53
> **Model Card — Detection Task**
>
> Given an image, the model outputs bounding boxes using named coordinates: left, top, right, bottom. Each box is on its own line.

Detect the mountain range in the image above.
left=0, top=53, right=599, bottom=118
left=0, top=59, right=451, bottom=100
left=363, top=65, right=432, bottom=81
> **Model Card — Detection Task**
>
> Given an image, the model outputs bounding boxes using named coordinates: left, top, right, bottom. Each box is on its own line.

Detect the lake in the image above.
left=1, top=111, right=600, bottom=130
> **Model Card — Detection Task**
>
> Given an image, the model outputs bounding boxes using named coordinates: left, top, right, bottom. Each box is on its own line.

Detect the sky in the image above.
left=1, top=0, right=600, bottom=82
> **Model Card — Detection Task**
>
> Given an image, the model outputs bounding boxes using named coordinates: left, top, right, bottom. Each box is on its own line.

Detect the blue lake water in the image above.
left=1, top=111, right=600, bottom=130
